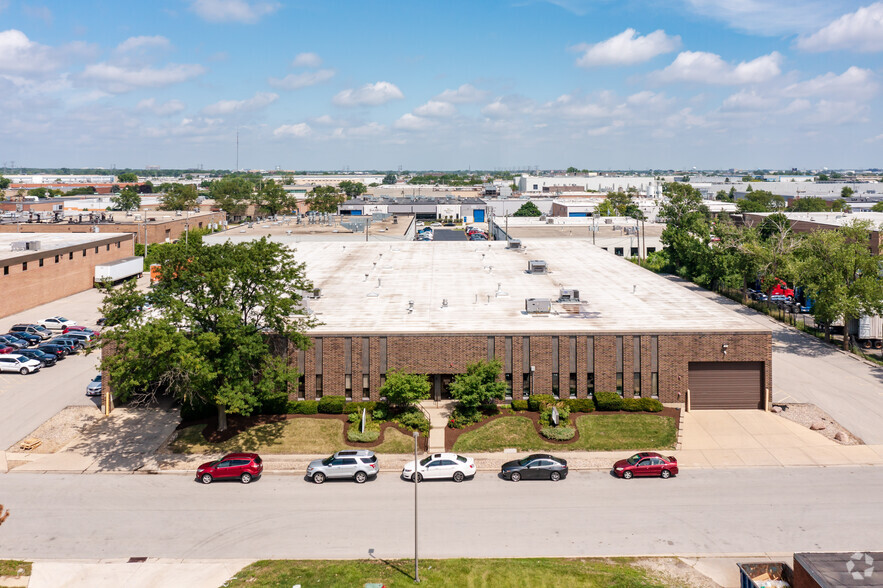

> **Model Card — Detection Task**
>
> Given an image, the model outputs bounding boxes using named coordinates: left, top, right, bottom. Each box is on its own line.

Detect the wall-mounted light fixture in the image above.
left=722, top=343, right=729, bottom=356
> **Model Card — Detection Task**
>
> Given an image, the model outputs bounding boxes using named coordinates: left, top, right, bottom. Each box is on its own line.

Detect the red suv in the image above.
left=196, top=453, right=263, bottom=484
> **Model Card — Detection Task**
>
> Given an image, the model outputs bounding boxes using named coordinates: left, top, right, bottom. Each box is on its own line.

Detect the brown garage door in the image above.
left=689, top=362, right=763, bottom=410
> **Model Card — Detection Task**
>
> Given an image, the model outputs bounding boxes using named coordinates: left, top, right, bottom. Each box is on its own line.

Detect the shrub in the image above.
left=566, top=398, right=595, bottom=413
left=344, top=401, right=377, bottom=415
left=289, top=400, right=318, bottom=415
left=372, top=402, right=391, bottom=421
left=348, top=412, right=361, bottom=424
left=639, top=398, right=664, bottom=412
left=480, top=402, right=501, bottom=416
left=510, top=399, right=529, bottom=411
left=528, top=394, right=556, bottom=412
left=347, top=420, right=381, bottom=443
left=395, top=410, right=430, bottom=434
left=318, top=395, right=346, bottom=414
left=259, top=394, right=289, bottom=415
left=448, top=405, right=485, bottom=429
left=540, top=426, right=576, bottom=441
left=621, top=398, right=642, bottom=412
left=594, top=391, right=623, bottom=411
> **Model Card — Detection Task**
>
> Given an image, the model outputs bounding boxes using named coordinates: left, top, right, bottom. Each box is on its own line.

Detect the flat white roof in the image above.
left=295, top=239, right=768, bottom=335
left=747, top=211, right=883, bottom=228
left=0, top=232, right=130, bottom=262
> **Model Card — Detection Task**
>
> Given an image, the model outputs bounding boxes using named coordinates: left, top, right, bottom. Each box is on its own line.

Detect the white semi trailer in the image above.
left=94, top=256, right=144, bottom=286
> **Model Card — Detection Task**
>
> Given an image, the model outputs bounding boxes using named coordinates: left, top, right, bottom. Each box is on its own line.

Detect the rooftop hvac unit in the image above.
left=527, top=260, right=547, bottom=274
left=25, top=240, right=41, bottom=251
left=507, top=239, right=522, bottom=250
left=525, top=298, right=552, bottom=314
left=559, top=287, right=579, bottom=302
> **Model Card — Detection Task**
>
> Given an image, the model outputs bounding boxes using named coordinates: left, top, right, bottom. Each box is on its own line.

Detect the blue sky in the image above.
left=1, top=0, right=881, bottom=170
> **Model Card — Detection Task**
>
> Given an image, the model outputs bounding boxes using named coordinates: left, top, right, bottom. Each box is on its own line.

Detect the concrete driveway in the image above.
left=678, top=410, right=883, bottom=468
left=671, top=278, right=883, bottom=445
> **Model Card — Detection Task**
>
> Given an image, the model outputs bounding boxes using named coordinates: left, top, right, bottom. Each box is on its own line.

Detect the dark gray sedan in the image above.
left=500, top=454, right=568, bottom=482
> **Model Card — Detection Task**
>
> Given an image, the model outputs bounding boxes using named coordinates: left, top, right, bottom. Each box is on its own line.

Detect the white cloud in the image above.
left=720, top=89, right=779, bottom=112
left=333, top=81, right=404, bottom=107
left=434, top=83, right=488, bottom=104
left=80, top=62, right=206, bottom=93
left=545, top=93, right=612, bottom=119
left=572, top=28, right=681, bottom=67
left=189, top=0, right=280, bottom=24
left=652, top=51, right=782, bottom=84
left=784, top=66, right=878, bottom=99
left=0, top=29, right=59, bottom=73
left=781, top=98, right=812, bottom=115
left=345, top=122, right=385, bottom=137
left=393, top=113, right=435, bottom=131
left=681, top=0, right=846, bottom=36
left=413, top=100, right=457, bottom=118
left=312, top=114, right=343, bottom=126
left=273, top=122, right=311, bottom=137
left=136, top=97, right=186, bottom=116
left=268, top=69, right=334, bottom=90
left=202, top=91, right=278, bottom=115
left=291, top=52, right=322, bottom=67
left=481, top=95, right=534, bottom=119
left=625, top=90, right=674, bottom=109
left=805, top=99, right=870, bottom=124
left=116, top=35, right=171, bottom=54
left=797, top=3, right=883, bottom=52
left=23, top=4, right=52, bottom=25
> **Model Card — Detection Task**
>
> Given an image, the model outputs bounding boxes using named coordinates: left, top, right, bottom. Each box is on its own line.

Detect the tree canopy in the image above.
left=596, top=191, right=641, bottom=218
left=736, top=190, right=785, bottom=213
left=209, top=176, right=254, bottom=216
left=255, top=179, right=293, bottom=216
left=117, top=172, right=138, bottom=183
left=306, top=185, right=345, bottom=213
left=513, top=201, right=542, bottom=217
left=0, top=176, right=10, bottom=189
left=789, top=197, right=827, bottom=212
left=159, top=184, right=198, bottom=211
left=99, top=238, right=316, bottom=431
left=338, top=180, right=367, bottom=198
left=111, top=186, right=141, bottom=211
left=382, top=173, right=397, bottom=185
left=379, top=369, right=431, bottom=409
left=448, top=359, right=507, bottom=415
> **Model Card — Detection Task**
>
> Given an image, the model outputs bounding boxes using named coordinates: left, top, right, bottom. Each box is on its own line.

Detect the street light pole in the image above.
left=413, top=430, right=420, bottom=583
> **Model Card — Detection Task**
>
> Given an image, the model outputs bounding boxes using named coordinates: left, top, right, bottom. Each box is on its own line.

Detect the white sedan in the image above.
left=39, top=316, right=77, bottom=330
left=401, top=453, right=475, bottom=483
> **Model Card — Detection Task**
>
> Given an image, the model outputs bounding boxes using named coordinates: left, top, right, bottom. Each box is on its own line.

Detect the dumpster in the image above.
left=738, top=562, right=794, bottom=588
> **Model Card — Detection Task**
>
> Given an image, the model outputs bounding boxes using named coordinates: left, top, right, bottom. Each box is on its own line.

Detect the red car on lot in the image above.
left=613, top=452, right=678, bottom=479
left=0, top=345, right=13, bottom=354
left=196, top=453, right=263, bottom=484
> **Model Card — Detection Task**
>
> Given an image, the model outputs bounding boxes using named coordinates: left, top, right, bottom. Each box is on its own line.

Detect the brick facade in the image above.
left=0, top=234, right=135, bottom=318
left=288, top=331, right=772, bottom=405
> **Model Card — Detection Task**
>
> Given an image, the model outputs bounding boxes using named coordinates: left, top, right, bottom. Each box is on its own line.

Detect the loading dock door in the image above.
left=473, top=209, right=485, bottom=222
left=688, top=362, right=763, bottom=410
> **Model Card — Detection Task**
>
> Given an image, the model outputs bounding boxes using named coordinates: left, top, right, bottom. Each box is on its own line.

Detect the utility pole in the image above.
left=413, top=431, right=420, bottom=583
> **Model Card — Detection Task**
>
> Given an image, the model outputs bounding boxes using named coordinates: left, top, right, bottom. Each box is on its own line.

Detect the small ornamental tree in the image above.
left=513, top=201, right=542, bottom=217
left=380, top=368, right=431, bottom=410
left=448, top=359, right=507, bottom=415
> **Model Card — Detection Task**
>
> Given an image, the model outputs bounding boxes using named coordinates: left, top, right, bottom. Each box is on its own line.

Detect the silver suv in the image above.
left=306, top=450, right=378, bottom=484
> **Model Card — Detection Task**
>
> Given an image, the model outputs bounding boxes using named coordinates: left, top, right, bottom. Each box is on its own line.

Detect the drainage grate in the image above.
left=127, top=557, right=147, bottom=563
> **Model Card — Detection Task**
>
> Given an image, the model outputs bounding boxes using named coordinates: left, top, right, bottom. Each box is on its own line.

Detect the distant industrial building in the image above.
left=285, top=239, right=772, bottom=410
left=0, top=232, right=136, bottom=318
left=339, top=197, right=488, bottom=223
left=742, top=211, right=883, bottom=255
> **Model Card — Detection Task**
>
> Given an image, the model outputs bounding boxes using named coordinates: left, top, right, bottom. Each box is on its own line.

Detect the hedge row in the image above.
left=510, top=393, right=663, bottom=414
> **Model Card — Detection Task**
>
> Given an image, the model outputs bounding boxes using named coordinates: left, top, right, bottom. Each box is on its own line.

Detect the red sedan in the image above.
left=613, top=452, right=678, bottom=479
left=0, top=345, right=13, bottom=354
left=196, top=453, right=263, bottom=484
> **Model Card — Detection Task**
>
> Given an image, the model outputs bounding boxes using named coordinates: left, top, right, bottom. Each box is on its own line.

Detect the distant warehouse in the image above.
left=287, top=239, right=772, bottom=411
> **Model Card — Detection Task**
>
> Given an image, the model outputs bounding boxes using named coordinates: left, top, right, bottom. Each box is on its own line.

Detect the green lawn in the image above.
left=452, top=414, right=677, bottom=453
left=0, top=560, right=31, bottom=576
left=224, top=558, right=668, bottom=588
left=169, top=419, right=416, bottom=454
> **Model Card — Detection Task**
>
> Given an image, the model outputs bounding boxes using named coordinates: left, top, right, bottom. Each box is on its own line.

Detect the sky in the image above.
left=1, top=0, right=882, bottom=171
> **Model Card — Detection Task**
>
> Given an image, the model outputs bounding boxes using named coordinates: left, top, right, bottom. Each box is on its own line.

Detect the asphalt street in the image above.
left=1, top=467, right=882, bottom=560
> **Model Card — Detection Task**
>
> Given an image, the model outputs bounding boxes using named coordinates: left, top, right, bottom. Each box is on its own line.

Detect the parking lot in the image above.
left=0, top=286, right=108, bottom=450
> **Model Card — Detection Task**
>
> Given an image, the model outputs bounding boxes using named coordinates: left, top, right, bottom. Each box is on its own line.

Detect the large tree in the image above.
left=210, top=176, right=255, bottom=217
left=0, top=175, right=10, bottom=189
left=789, top=197, right=827, bottom=212
left=99, top=238, right=316, bottom=431
left=596, top=191, right=641, bottom=217
left=737, top=190, right=785, bottom=213
left=379, top=369, right=431, bottom=410
left=117, top=172, right=138, bottom=183
left=111, top=186, right=141, bottom=211
left=159, top=184, right=198, bottom=211
left=338, top=180, right=367, bottom=198
left=448, top=359, right=507, bottom=416
left=306, top=185, right=345, bottom=213
left=513, top=201, right=542, bottom=217
left=255, top=179, right=292, bottom=216
left=382, top=173, right=397, bottom=185
left=659, top=182, right=712, bottom=279
left=797, top=220, right=883, bottom=348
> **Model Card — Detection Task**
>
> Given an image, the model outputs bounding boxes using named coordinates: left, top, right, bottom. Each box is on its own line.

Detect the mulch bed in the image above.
left=444, top=406, right=680, bottom=451
left=178, top=413, right=427, bottom=451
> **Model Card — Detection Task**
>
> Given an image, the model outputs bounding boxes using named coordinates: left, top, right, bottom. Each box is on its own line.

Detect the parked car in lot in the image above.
left=6, top=331, right=40, bottom=346
left=0, top=334, right=27, bottom=349
left=613, top=452, right=679, bottom=479
left=401, top=453, right=475, bottom=482
left=39, top=316, right=77, bottom=330
left=50, top=337, right=82, bottom=353
left=36, top=343, right=68, bottom=359
left=63, top=326, right=100, bottom=337
left=196, top=453, right=263, bottom=484
left=500, top=454, right=568, bottom=482
left=0, top=354, right=42, bottom=375
left=307, top=450, right=378, bottom=484
left=86, top=374, right=103, bottom=396
left=10, top=324, right=52, bottom=340
left=15, top=348, right=57, bottom=367
left=430, top=222, right=442, bottom=228
left=0, top=344, right=14, bottom=354
left=63, top=332, right=95, bottom=347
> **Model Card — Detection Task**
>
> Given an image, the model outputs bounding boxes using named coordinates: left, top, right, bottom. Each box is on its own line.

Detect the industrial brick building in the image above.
left=287, top=239, right=772, bottom=410
left=0, top=232, right=135, bottom=318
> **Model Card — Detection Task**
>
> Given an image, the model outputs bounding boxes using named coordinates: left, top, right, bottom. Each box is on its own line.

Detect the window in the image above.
left=3, top=266, right=8, bottom=275
left=95, top=247, right=99, bottom=254
left=344, top=337, right=353, bottom=400
left=361, top=337, right=370, bottom=400
left=522, top=336, right=531, bottom=398
left=69, top=252, right=73, bottom=260
left=487, top=336, right=495, bottom=361
left=647, top=247, right=656, bottom=254
left=55, top=255, right=59, bottom=263
left=82, top=249, right=86, bottom=257
left=522, top=373, right=531, bottom=398
left=22, top=262, right=27, bottom=271
left=569, top=336, right=577, bottom=398
left=345, top=374, right=352, bottom=400
left=552, top=372, right=559, bottom=397
left=39, top=258, right=44, bottom=267
left=116, top=242, right=121, bottom=248
left=633, top=336, right=642, bottom=398
left=297, top=374, right=305, bottom=400
left=614, top=247, right=624, bottom=256
left=315, top=374, right=323, bottom=399
left=106, top=244, right=110, bottom=251
left=504, top=336, right=513, bottom=400
left=630, top=247, right=639, bottom=256
left=615, top=336, right=623, bottom=396
left=651, top=335, right=659, bottom=399
left=586, top=336, right=595, bottom=397
left=569, top=373, right=577, bottom=398
left=362, top=374, right=370, bottom=400
left=552, top=336, right=559, bottom=397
